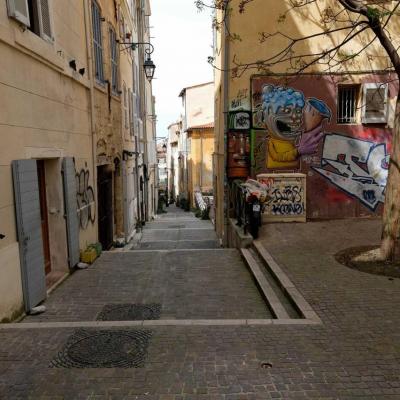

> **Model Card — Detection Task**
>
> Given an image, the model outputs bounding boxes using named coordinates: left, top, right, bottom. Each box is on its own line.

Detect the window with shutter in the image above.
left=8, top=0, right=53, bottom=41
left=37, top=0, right=52, bottom=41
left=109, top=27, right=118, bottom=94
left=362, top=83, right=389, bottom=124
left=7, top=0, right=30, bottom=26
left=123, top=84, right=128, bottom=129
left=92, top=1, right=104, bottom=83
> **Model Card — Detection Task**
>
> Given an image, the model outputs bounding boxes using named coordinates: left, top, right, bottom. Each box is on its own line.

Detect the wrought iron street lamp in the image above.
left=118, top=41, right=156, bottom=82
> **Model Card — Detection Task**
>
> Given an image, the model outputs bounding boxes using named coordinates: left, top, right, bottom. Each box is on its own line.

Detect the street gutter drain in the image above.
left=168, top=225, right=185, bottom=228
left=96, top=303, right=161, bottom=321
left=50, top=329, right=152, bottom=368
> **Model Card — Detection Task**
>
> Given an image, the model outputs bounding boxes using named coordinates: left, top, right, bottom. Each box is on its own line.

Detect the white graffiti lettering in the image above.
left=313, top=133, right=389, bottom=210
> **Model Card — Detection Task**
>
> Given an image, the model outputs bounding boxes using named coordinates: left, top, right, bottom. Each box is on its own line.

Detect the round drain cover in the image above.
left=51, top=329, right=152, bottom=368
left=67, top=332, right=139, bottom=367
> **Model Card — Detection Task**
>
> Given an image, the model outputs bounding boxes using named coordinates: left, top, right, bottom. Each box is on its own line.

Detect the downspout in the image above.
left=222, top=1, right=230, bottom=246
left=200, top=131, right=203, bottom=190
left=83, top=0, right=98, bottom=241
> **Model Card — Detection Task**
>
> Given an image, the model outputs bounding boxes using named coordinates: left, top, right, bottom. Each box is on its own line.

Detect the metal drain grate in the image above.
left=50, top=329, right=152, bottom=368
left=168, top=225, right=185, bottom=228
left=96, top=303, right=161, bottom=321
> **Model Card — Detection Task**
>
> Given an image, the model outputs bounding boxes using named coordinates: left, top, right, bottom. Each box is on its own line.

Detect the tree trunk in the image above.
left=380, top=94, right=400, bottom=261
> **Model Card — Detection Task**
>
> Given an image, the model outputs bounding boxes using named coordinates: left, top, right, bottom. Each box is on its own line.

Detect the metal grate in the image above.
left=96, top=304, right=161, bottom=321
left=50, top=329, right=152, bottom=368
left=337, top=85, right=358, bottom=124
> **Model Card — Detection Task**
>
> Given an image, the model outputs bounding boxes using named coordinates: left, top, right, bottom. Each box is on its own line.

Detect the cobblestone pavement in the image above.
left=2, top=215, right=400, bottom=399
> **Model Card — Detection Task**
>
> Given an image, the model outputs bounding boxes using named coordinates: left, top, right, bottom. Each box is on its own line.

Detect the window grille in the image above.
left=92, top=1, right=104, bottom=83
left=109, top=28, right=118, bottom=93
left=337, top=85, right=359, bottom=124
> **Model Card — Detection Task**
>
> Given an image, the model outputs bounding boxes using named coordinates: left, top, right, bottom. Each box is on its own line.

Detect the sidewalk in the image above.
left=1, top=214, right=400, bottom=399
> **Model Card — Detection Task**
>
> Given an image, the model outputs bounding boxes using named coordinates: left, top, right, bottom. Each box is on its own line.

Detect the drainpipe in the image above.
left=200, top=131, right=203, bottom=190
left=83, top=0, right=98, bottom=241
left=222, top=0, right=230, bottom=246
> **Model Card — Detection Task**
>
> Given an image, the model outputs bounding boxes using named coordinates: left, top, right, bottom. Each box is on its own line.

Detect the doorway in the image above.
left=97, top=165, right=113, bottom=250
left=37, top=160, right=51, bottom=275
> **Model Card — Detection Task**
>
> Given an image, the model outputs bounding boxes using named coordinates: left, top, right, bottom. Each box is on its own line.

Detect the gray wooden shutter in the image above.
left=12, top=159, right=46, bottom=312
left=38, top=0, right=52, bottom=41
left=7, top=0, right=30, bottom=27
left=62, top=158, right=80, bottom=268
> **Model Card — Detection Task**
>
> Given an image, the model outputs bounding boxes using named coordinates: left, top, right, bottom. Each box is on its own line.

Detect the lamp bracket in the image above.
left=117, top=40, right=154, bottom=55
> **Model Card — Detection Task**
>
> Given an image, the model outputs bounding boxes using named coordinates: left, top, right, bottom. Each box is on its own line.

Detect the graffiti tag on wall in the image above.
left=229, top=111, right=251, bottom=130
left=230, top=88, right=249, bottom=111
left=76, top=169, right=96, bottom=229
left=259, top=175, right=306, bottom=221
left=313, top=134, right=389, bottom=210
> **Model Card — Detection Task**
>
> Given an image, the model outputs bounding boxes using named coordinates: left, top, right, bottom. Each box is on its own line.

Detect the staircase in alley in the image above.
left=132, top=205, right=220, bottom=250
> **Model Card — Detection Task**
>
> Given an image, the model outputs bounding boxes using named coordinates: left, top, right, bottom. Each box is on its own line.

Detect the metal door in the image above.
left=12, top=159, right=46, bottom=312
left=62, top=158, right=80, bottom=268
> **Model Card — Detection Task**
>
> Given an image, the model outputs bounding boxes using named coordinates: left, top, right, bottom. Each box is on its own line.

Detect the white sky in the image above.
left=150, top=0, right=213, bottom=138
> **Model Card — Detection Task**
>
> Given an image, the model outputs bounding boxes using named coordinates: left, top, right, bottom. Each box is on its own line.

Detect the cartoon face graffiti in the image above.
left=260, top=84, right=331, bottom=169
left=262, top=85, right=305, bottom=141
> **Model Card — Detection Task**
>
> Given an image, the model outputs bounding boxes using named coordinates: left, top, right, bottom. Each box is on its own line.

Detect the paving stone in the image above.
left=1, top=217, right=400, bottom=398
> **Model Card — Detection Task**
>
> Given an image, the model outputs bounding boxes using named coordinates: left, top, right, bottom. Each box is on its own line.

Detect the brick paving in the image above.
left=1, top=215, right=400, bottom=399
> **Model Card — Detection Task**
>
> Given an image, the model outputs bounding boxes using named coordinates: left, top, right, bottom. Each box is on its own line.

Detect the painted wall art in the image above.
left=251, top=74, right=395, bottom=218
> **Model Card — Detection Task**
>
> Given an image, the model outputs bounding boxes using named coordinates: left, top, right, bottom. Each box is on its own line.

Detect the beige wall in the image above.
left=184, top=82, right=214, bottom=129
left=0, top=0, right=96, bottom=320
left=188, top=129, right=214, bottom=206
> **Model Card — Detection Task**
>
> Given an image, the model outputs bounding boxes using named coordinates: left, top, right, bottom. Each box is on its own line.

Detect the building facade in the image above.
left=0, top=0, right=156, bottom=321
left=213, top=0, right=400, bottom=244
left=179, top=82, right=214, bottom=207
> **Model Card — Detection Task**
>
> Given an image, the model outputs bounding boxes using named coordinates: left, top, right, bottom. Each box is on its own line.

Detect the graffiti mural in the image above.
left=313, top=134, right=389, bottom=210
left=250, top=74, right=395, bottom=218
left=254, top=84, right=331, bottom=169
left=76, top=169, right=96, bottom=229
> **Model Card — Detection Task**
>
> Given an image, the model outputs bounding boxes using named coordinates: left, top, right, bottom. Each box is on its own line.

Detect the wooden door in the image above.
left=37, top=160, right=51, bottom=275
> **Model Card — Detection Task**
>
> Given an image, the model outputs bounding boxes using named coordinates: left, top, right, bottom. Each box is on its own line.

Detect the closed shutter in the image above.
left=38, top=0, right=52, bottom=41
left=7, top=0, right=30, bottom=26
left=92, top=1, right=104, bottom=82
left=362, top=83, right=388, bottom=124
left=62, top=158, right=80, bottom=269
left=12, top=159, right=46, bottom=312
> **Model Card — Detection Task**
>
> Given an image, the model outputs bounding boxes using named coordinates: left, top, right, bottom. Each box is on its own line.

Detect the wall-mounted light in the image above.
left=117, top=40, right=156, bottom=82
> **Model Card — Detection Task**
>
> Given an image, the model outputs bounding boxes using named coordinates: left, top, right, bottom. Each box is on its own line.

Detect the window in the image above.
left=129, top=89, right=135, bottom=136
left=362, top=83, right=388, bottom=124
left=337, top=85, right=359, bottom=124
left=7, top=0, right=52, bottom=41
left=109, top=27, right=118, bottom=94
left=123, top=84, right=128, bottom=129
left=92, top=1, right=104, bottom=83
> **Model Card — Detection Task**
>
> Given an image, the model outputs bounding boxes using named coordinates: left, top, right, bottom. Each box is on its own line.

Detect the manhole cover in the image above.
left=51, top=329, right=152, bottom=368
left=96, top=303, right=161, bottom=321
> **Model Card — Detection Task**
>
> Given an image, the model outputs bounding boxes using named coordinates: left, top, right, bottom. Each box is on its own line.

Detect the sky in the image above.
left=150, top=0, right=213, bottom=138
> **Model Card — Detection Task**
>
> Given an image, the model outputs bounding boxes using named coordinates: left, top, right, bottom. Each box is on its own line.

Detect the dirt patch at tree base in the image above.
left=335, top=245, right=400, bottom=279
